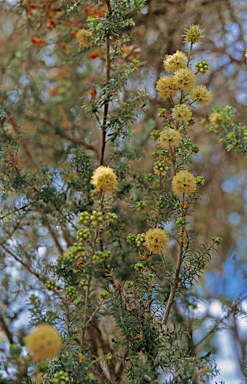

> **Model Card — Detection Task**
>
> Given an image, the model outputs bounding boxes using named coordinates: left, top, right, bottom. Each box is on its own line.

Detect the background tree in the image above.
left=0, top=0, right=247, bottom=382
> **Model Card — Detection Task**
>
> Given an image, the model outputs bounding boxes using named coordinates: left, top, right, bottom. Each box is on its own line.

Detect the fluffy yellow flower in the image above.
left=184, top=25, right=204, bottom=44
left=172, top=104, right=192, bottom=123
left=174, top=68, right=196, bottom=91
left=145, top=228, right=169, bottom=253
left=26, top=324, right=62, bottom=362
left=159, top=128, right=182, bottom=149
left=156, top=76, right=177, bottom=100
left=245, top=48, right=247, bottom=61
left=189, top=85, right=213, bottom=106
left=91, top=166, right=117, bottom=193
left=76, top=29, right=92, bottom=50
left=163, top=51, right=187, bottom=73
left=172, top=170, right=197, bottom=196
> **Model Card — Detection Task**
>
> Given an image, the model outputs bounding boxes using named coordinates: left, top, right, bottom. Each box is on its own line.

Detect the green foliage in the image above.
left=203, top=105, right=247, bottom=156
left=0, top=0, right=230, bottom=383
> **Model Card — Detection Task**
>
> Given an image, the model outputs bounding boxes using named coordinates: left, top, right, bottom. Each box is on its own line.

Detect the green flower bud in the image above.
left=176, top=217, right=187, bottom=227
left=66, top=286, right=76, bottom=298
left=195, top=60, right=209, bottom=75
left=106, top=352, right=113, bottom=361
left=106, top=213, right=118, bottom=223
left=152, top=150, right=160, bottom=159
left=100, top=290, right=110, bottom=300
left=124, top=281, right=134, bottom=289
left=135, top=201, right=147, bottom=212
left=191, top=144, right=199, bottom=153
left=212, top=236, right=222, bottom=245
left=188, top=118, right=195, bottom=126
left=158, top=108, right=167, bottom=117
left=45, top=280, right=57, bottom=291
left=195, top=176, right=205, bottom=185
left=136, top=233, right=145, bottom=246
left=150, top=130, right=161, bottom=140
left=134, top=262, right=144, bottom=271
left=154, top=160, right=168, bottom=175
left=127, top=233, right=137, bottom=244
left=145, top=174, right=155, bottom=183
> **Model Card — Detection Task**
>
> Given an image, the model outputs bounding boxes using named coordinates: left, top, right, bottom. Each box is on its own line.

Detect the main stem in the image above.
left=162, top=193, right=185, bottom=325
left=100, top=1, right=112, bottom=165
left=162, top=226, right=184, bottom=325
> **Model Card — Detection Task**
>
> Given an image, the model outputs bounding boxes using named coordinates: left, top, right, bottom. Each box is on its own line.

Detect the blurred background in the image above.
left=0, top=0, right=247, bottom=382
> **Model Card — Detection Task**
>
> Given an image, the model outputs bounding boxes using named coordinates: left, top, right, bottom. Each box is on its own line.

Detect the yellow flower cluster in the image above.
left=163, top=51, right=187, bottom=73
left=76, top=29, right=92, bottom=50
left=184, top=25, right=204, bottom=44
left=26, top=324, right=62, bottom=361
left=172, top=104, right=192, bottom=123
left=189, top=85, right=213, bottom=106
left=245, top=48, right=247, bottom=61
left=173, top=67, right=196, bottom=91
left=159, top=128, right=182, bottom=149
left=145, top=228, right=169, bottom=253
left=91, top=166, right=117, bottom=193
left=156, top=76, right=177, bottom=99
left=172, top=170, right=197, bottom=196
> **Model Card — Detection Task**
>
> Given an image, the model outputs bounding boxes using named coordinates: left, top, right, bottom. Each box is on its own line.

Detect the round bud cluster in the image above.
left=106, top=353, right=113, bottom=361
left=145, top=174, right=155, bottom=183
left=77, top=228, right=91, bottom=242
left=106, top=213, right=118, bottom=223
left=124, top=281, right=134, bottom=289
left=135, top=201, right=147, bottom=212
left=91, top=211, right=103, bottom=225
left=154, top=160, right=168, bottom=175
left=78, top=211, right=90, bottom=226
left=100, top=290, right=110, bottom=300
left=188, top=118, right=195, bottom=126
left=136, top=233, right=145, bottom=246
left=101, top=250, right=111, bottom=259
left=243, top=131, right=247, bottom=141
left=68, top=243, right=85, bottom=262
left=53, top=371, right=69, bottom=384
left=176, top=217, right=187, bottom=227
left=79, top=279, right=87, bottom=288
left=66, top=286, right=76, bottom=298
left=152, top=150, right=160, bottom=159
left=127, top=233, right=137, bottom=244
left=155, top=198, right=166, bottom=210
left=134, top=262, right=144, bottom=271
left=212, top=236, right=222, bottom=245
left=45, top=280, right=57, bottom=291
left=195, top=176, right=205, bottom=185
left=93, top=255, right=101, bottom=264
left=195, top=61, right=209, bottom=75
left=158, top=108, right=167, bottom=117
left=191, top=144, right=199, bottom=153
left=150, top=130, right=161, bottom=141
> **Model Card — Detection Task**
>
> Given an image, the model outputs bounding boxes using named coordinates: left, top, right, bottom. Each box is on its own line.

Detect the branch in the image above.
left=0, top=311, right=13, bottom=345
left=0, top=242, right=44, bottom=283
